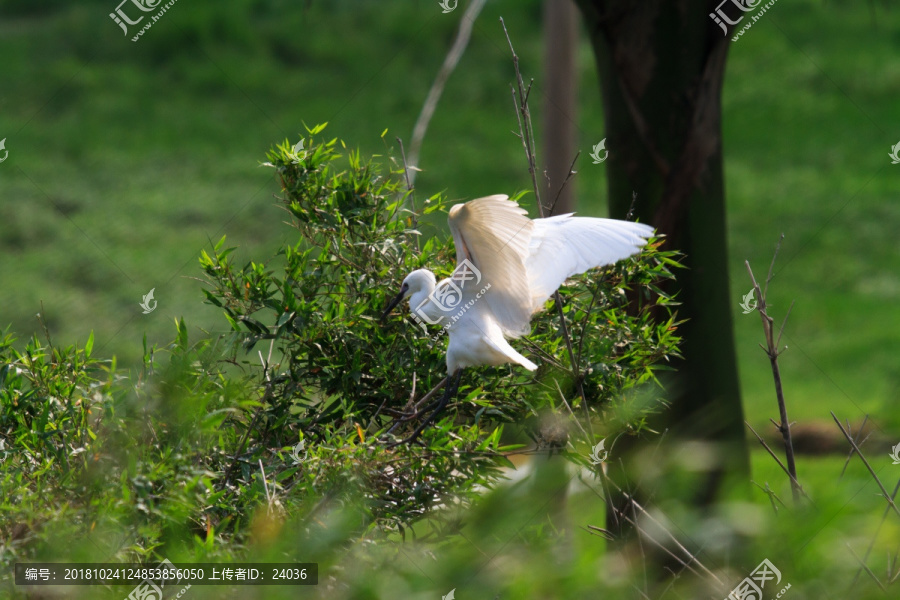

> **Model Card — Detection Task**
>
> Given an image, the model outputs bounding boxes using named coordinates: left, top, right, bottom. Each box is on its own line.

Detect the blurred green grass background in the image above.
left=1, top=2, right=900, bottom=596
left=0, top=1, right=898, bottom=440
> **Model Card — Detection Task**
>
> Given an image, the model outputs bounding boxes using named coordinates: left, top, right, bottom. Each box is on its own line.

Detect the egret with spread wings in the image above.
left=381, top=195, right=654, bottom=445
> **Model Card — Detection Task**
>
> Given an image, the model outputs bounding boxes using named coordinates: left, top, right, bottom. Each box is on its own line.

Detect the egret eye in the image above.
left=402, top=283, right=409, bottom=291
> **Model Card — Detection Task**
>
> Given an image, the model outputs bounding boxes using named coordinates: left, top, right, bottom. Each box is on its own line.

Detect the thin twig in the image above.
left=832, top=412, right=900, bottom=520
left=849, top=478, right=900, bottom=589
left=625, top=191, right=638, bottom=221
left=618, top=490, right=723, bottom=585
left=384, top=376, right=448, bottom=435
left=396, top=137, right=414, bottom=193
left=518, top=336, right=567, bottom=370
left=408, top=0, right=488, bottom=187
left=847, top=543, right=887, bottom=592
left=751, top=480, right=787, bottom=515
left=840, top=415, right=870, bottom=478
left=614, top=512, right=704, bottom=579
left=745, top=421, right=810, bottom=502
left=590, top=468, right=722, bottom=586
left=555, top=380, right=590, bottom=446
left=501, top=16, right=592, bottom=439
left=219, top=381, right=273, bottom=491
left=501, top=18, right=542, bottom=212
left=763, top=234, right=783, bottom=301
left=548, top=152, right=580, bottom=216
left=775, top=300, right=795, bottom=351
left=395, top=137, right=419, bottom=253
left=630, top=486, right=649, bottom=595
left=405, top=371, right=418, bottom=412
left=584, top=524, right=615, bottom=541
left=746, top=236, right=800, bottom=502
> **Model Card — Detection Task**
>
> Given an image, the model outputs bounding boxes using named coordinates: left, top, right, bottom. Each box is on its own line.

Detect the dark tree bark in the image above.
left=572, top=0, right=750, bottom=538
left=542, top=0, right=580, bottom=215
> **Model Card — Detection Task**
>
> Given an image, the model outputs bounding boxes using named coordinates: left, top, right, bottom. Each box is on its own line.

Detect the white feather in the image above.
left=448, top=195, right=534, bottom=337
left=525, top=215, right=654, bottom=313
left=395, top=195, right=654, bottom=373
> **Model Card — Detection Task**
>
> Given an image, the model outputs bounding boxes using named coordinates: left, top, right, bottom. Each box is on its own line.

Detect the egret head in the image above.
left=381, top=269, right=436, bottom=322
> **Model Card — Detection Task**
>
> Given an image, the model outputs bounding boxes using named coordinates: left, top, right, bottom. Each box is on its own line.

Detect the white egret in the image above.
left=382, top=194, right=654, bottom=444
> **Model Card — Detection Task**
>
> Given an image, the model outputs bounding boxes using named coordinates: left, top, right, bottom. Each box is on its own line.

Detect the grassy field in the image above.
left=1, top=0, right=899, bottom=596
left=1, top=1, right=897, bottom=434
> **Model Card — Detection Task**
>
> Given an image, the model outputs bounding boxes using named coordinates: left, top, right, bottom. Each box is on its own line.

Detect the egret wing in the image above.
left=526, top=215, right=654, bottom=312
left=448, top=195, right=535, bottom=337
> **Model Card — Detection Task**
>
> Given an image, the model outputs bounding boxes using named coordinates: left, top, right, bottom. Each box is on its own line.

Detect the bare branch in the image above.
left=548, top=151, right=581, bottom=216
left=395, top=137, right=418, bottom=252
left=763, top=233, right=784, bottom=300
left=840, top=415, right=869, bottom=479
left=831, top=412, right=900, bottom=519
left=408, top=0, right=487, bottom=186
left=745, top=421, right=810, bottom=502
left=751, top=480, right=787, bottom=515
left=849, top=477, right=900, bottom=590
left=501, top=16, right=592, bottom=438
left=746, top=246, right=800, bottom=502
left=847, top=543, right=887, bottom=592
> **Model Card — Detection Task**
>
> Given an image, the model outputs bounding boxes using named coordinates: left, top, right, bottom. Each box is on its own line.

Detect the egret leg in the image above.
left=388, top=368, right=463, bottom=447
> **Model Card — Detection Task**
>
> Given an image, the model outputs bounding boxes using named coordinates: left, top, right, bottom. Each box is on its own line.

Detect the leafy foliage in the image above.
left=197, top=124, right=682, bottom=523
left=0, top=126, right=682, bottom=594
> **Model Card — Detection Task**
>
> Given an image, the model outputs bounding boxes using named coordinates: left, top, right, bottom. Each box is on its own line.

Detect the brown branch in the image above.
left=618, top=490, right=723, bottom=585
left=745, top=422, right=810, bottom=502
left=501, top=16, right=593, bottom=438
left=849, top=477, right=900, bottom=590
left=832, top=412, right=900, bottom=520
left=847, top=543, right=887, bottom=592
left=746, top=236, right=800, bottom=502
left=548, top=151, right=581, bottom=216
left=840, top=415, right=870, bottom=479
left=407, top=0, right=487, bottom=186
left=592, top=469, right=723, bottom=586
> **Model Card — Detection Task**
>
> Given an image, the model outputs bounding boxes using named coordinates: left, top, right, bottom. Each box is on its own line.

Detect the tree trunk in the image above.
left=573, top=0, right=750, bottom=540
left=542, top=0, right=580, bottom=215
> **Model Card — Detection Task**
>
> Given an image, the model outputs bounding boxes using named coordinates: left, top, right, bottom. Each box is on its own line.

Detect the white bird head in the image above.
left=381, top=269, right=436, bottom=321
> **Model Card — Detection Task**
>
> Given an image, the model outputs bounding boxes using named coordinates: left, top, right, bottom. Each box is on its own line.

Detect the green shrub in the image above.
left=0, top=125, right=681, bottom=596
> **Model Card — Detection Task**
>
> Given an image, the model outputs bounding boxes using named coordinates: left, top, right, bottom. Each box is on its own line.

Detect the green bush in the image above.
left=0, top=126, right=682, bottom=597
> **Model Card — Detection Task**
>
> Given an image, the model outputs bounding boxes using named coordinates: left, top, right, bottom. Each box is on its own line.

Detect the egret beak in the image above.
left=381, top=289, right=406, bottom=322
